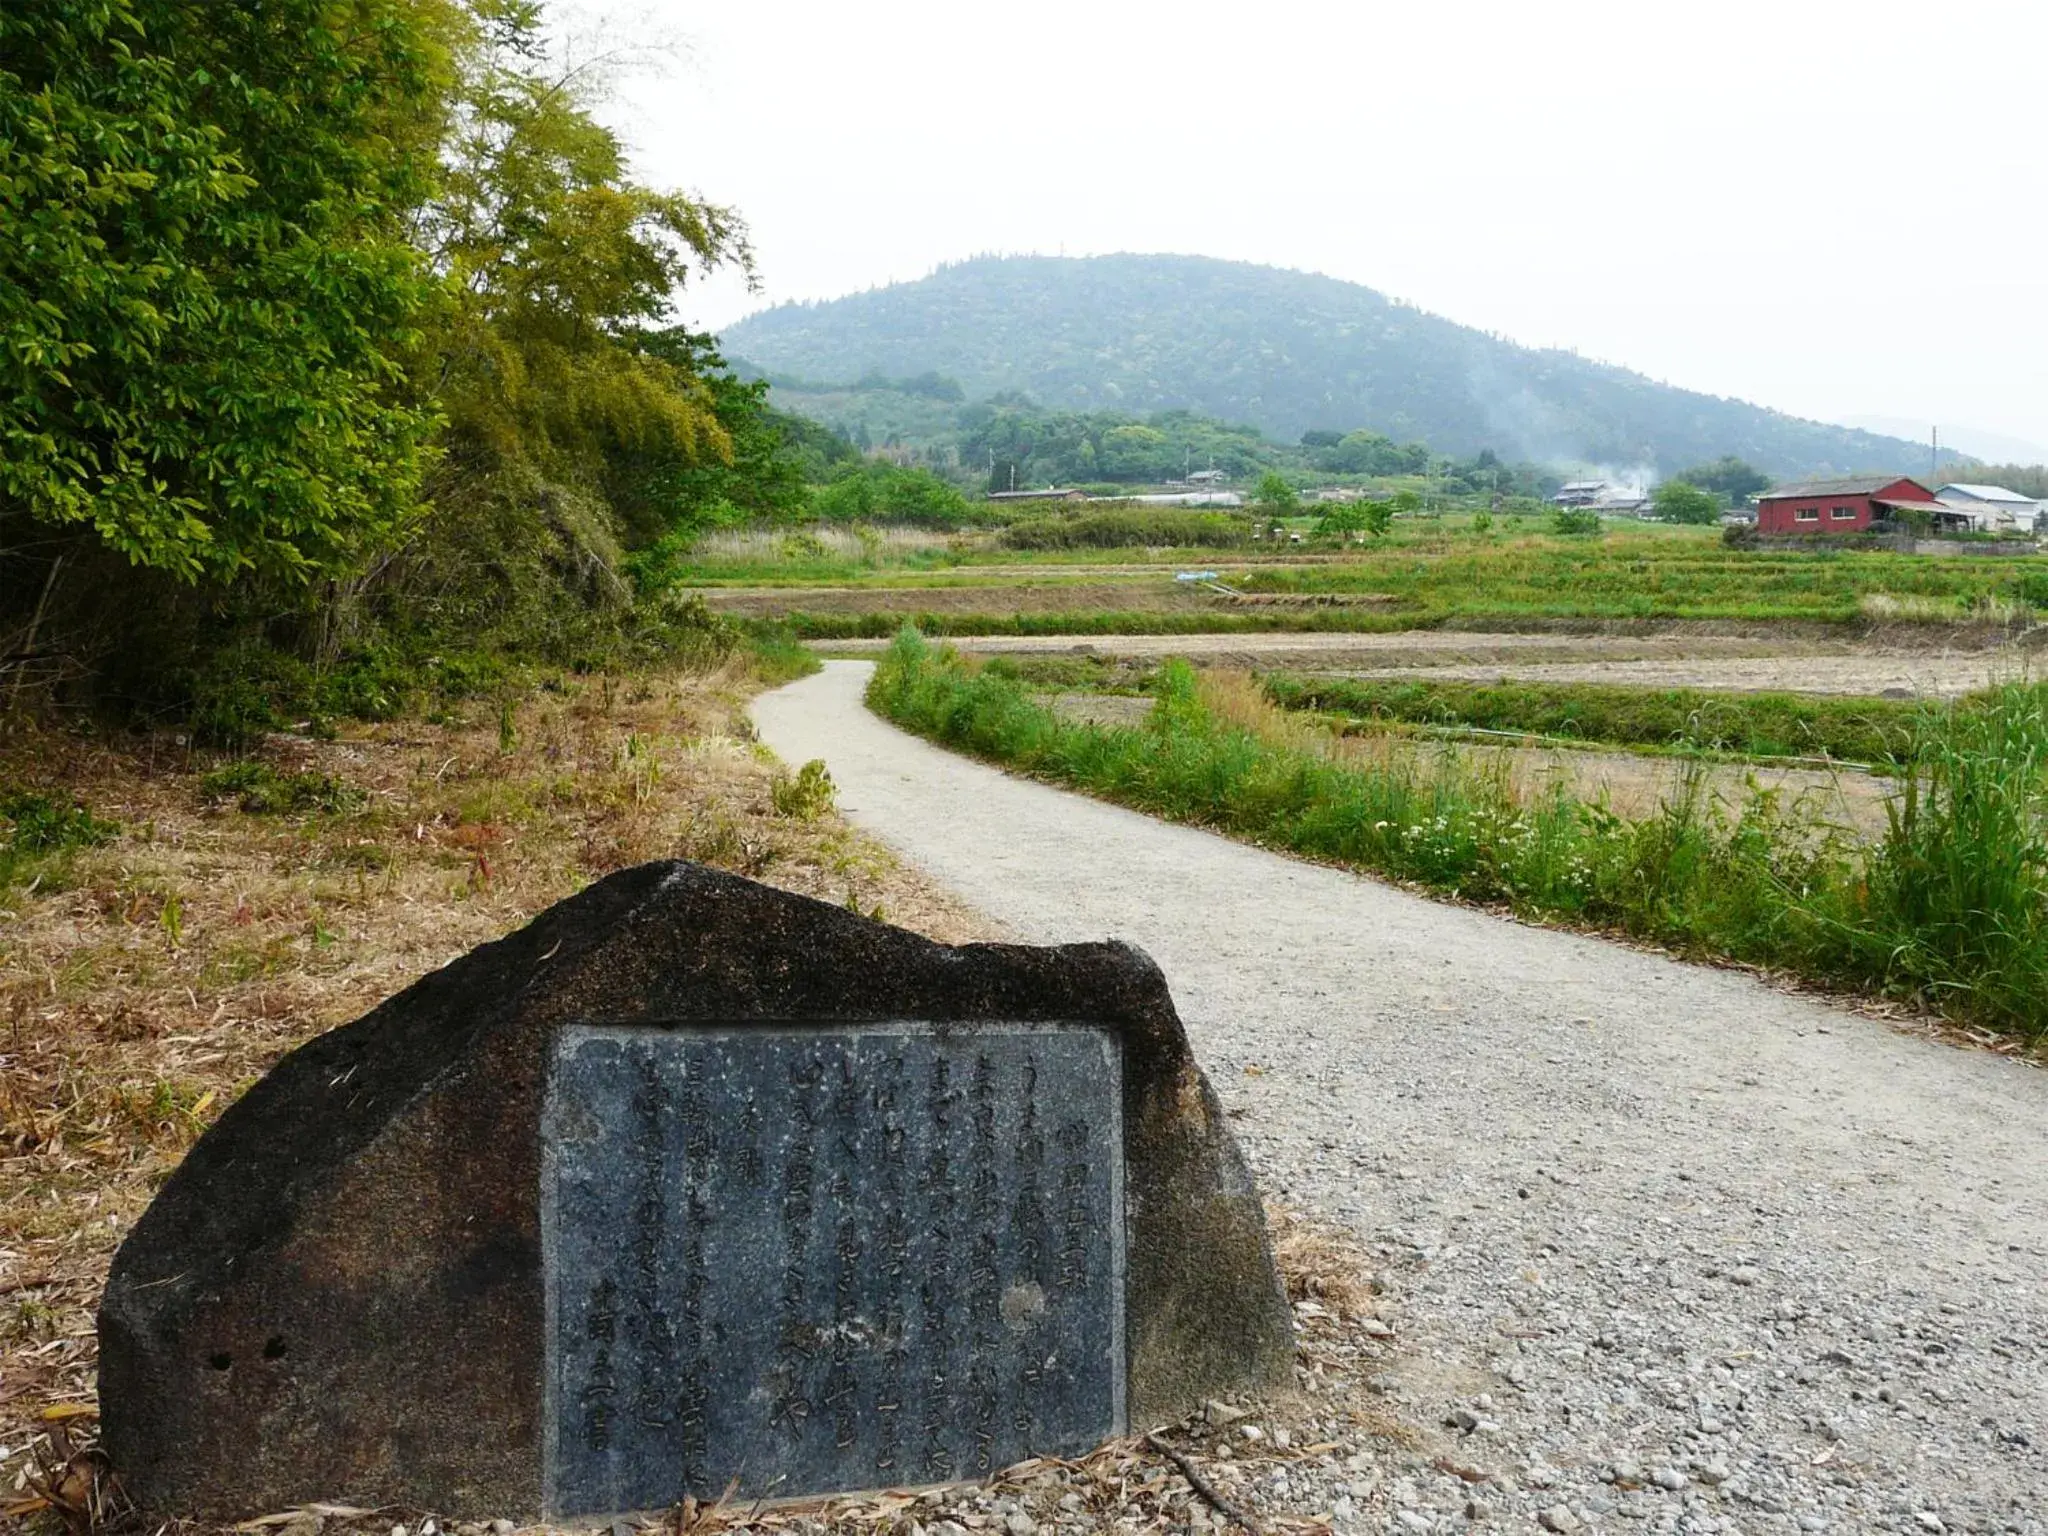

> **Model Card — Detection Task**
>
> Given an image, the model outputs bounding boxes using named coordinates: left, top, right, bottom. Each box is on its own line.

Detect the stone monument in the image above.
left=100, top=862, right=1291, bottom=1520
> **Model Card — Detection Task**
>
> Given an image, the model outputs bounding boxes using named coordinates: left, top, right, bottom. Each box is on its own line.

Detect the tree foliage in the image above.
left=1254, top=472, right=1300, bottom=516
left=613, top=329, right=853, bottom=545
left=810, top=462, right=970, bottom=526
left=1312, top=430, right=1432, bottom=477
left=1675, top=456, right=1771, bottom=506
left=1652, top=480, right=1724, bottom=525
left=0, top=0, right=451, bottom=582
left=3, top=0, right=777, bottom=718
left=1946, top=463, right=2048, bottom=499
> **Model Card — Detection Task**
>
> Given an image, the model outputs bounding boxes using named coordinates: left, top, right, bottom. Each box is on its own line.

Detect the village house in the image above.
left=1754, top=474, right=1945, bottom=535
left=1936, top=482, right=2044, bottom=534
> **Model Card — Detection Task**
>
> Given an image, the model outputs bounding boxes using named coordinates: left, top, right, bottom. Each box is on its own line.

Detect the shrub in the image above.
left=1651, top=481, right=1723, bottom=524
left=199, top=762, right=364, bottom=815
left=0, top=789, right=119, bottom=891
left=1, top=791, right=118, bottom=855
left=1001, top=509, right=1251, bottom=550
left=869, top=633, right=2048, bottom=1041
left=771, top=759, right=836, bottom=820
left=813, top=463, right=972, bottom=526
left=1253, top=472, right=1300, bottom=515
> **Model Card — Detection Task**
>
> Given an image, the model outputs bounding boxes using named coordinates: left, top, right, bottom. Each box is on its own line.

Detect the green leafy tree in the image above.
left=619, top=329, right=849, bottom=543
left=1254, top=471, right=1300, bottom=516
left=0, top=0, right=451, bottom=583
left=1361, top=500, right=1394, bottom=538
left=423, top=1, right=750, bottom=492
left=387, top=0, right=755, bottom=635
left=1652, top=480, right=1723, bottom=525
left=1674, top=456, right=1771, bottom=506
left=1549, top=506, right=1603, bottom=536
left=812, top=462, right=969, bottom=526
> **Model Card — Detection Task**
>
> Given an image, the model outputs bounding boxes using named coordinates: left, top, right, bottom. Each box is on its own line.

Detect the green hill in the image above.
left=722, top=254, right=1949, bottom=479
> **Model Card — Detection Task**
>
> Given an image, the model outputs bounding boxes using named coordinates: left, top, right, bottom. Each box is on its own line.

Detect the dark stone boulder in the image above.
left=100, top=861, right=1291, bottom=1519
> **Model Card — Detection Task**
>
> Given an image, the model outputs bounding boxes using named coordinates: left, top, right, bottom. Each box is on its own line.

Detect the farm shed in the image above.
left=1936, top=483, right=2044, bottom=533
left=1552, top=479, right=1609, bottom=507
left=1755, top=475, right=1943, bottom=535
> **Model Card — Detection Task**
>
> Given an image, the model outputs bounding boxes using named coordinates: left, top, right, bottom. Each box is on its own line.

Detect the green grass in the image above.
left=744, top=626, right=825, bottom=684
left=1229, top=528, right=2043, bottom=623
left=197, top=762, right=366, bottom=815
left=1265, top=676, right=1928, bottom=766
left=0, top=789, right=120, bottom=892
left=698, top=522, right=2048, bottom=633
left=1001, top=508, right=1251, bottom=550
left=868, top=631, right=2048, bottom=1042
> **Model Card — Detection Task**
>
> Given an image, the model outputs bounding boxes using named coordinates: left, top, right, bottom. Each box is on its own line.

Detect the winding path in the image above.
left=753, top=661, right=2047, bottom=1535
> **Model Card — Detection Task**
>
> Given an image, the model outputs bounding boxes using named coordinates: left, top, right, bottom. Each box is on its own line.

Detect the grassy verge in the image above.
left=869, top=631, right=2048, bottom=1043
left=1265, top=675, right=1926, bottom=766
left=0, top=646, right=968, bottom=1504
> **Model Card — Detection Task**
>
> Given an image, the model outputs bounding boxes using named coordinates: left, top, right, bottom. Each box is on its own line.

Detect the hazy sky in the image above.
left=578, top=0, right=2047, bottom=454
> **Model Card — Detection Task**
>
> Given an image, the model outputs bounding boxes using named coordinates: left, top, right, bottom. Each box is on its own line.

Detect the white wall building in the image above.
left=1935, top=483, right=2044, bottom=533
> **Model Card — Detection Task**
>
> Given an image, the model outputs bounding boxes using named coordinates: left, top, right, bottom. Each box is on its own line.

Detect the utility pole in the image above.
left=1931, top=426, right=1939, bottom=481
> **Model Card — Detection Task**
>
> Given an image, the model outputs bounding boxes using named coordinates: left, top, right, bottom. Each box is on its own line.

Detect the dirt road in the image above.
left=755, top=662, right=2046, bottom=1536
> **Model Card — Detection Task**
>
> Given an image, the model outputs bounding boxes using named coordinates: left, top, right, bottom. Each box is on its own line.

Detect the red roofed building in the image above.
left=1755, top=475, right=1944, bottom=535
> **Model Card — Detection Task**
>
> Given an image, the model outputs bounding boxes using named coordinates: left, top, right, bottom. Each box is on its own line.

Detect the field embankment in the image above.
left=814, top=623, right=2045, bottom=695
left=682, top=522, right=2048, bottom=638
left=1265, top=675, right=1928, bottom=763
left=868, top=631, right=2048, bottom=1043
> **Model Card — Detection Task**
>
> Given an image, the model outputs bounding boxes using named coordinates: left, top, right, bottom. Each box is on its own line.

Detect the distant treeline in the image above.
left=721, top=253, right=1967, bottom=478
left=752, top=375, right=1569, bottom=500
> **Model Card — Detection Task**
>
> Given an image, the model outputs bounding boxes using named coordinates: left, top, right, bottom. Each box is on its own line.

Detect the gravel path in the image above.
left=755, top=662, right=2046, bottom=1536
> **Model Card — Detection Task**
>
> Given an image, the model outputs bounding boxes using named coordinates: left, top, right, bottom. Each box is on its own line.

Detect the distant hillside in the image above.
left=722, top=255, right=1950, bottom=479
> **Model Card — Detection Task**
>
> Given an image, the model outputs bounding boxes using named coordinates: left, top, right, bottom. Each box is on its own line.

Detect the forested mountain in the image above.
left=723, top=255, right=1946, bottom=479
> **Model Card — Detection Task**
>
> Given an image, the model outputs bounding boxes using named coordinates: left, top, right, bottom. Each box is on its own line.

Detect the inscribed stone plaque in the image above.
left=542, top=1023, right=1125, bottom=1517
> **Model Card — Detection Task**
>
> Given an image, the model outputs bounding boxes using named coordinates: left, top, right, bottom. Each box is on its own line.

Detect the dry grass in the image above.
left=1181, top=669, right=1896, bottom=839
left=0, top=659, right=1422, bottom=1533
left=690, top=526, right=968, bottom=564
left=1265, top=1205, right=1381, bottom=1322
left=0, top=660, right=999, bottom=1518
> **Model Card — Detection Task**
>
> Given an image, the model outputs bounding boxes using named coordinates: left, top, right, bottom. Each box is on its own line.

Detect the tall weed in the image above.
left=869, top=631, right=2048, bottom=1041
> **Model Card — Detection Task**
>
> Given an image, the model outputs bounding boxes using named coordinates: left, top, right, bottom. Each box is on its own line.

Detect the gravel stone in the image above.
left=756, top=665, right=2048, bottom=1536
